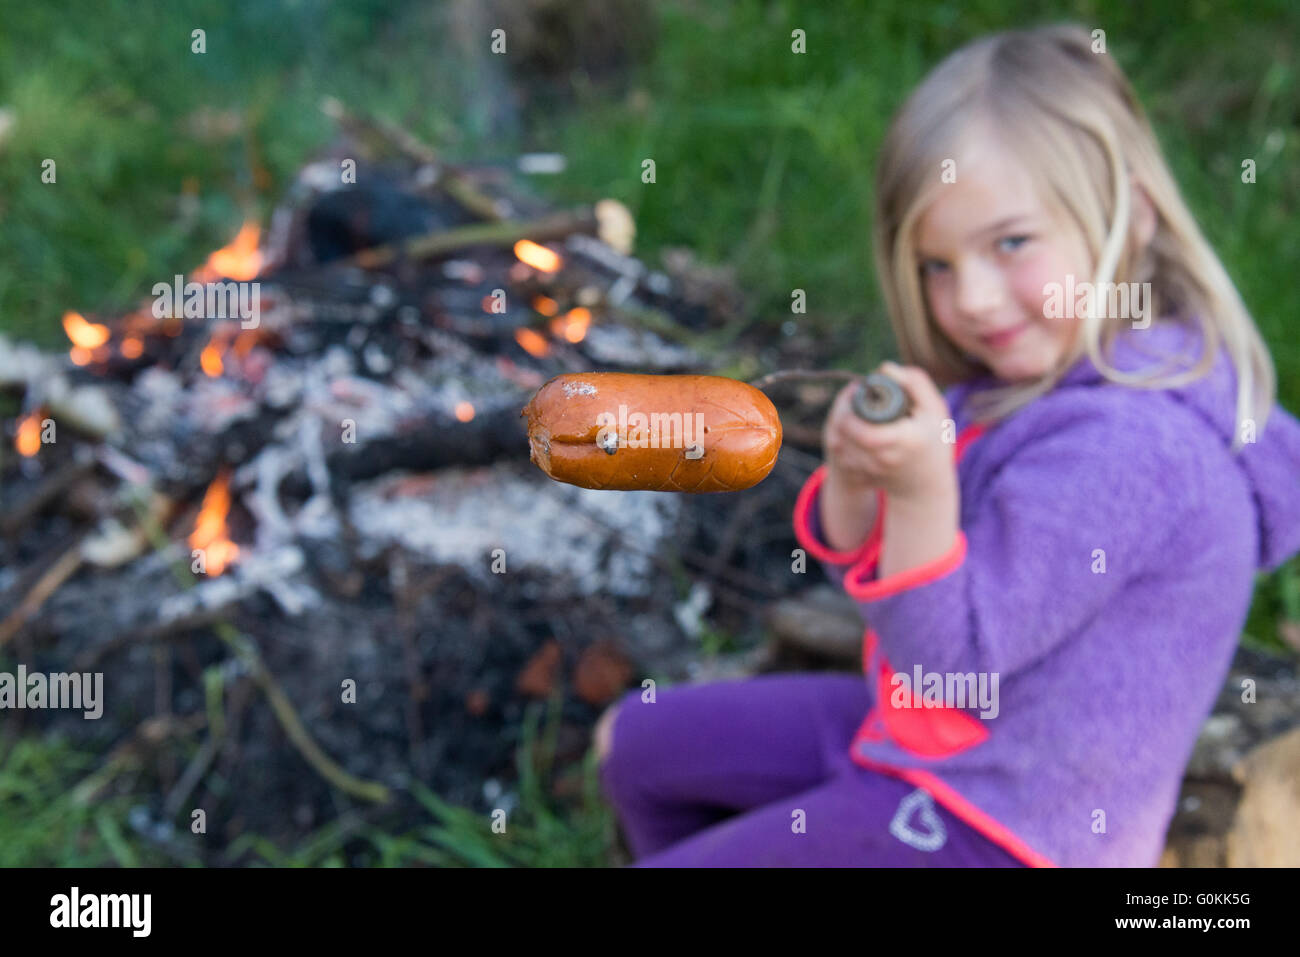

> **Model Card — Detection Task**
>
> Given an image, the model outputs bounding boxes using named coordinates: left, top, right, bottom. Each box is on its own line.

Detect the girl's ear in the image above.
left=1131, top=181, right=1158, bottom=251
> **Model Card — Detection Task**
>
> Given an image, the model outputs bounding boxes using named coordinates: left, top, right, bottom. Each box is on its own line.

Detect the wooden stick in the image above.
left=320, top=97, right=511, bottom=220
left=747, top=368, right=860, bottom=392
left=346, top=207, right=597, bottom=270
left=0, top=542, right=84, bottom=649
left=214, top=622, right=391, bottom=805
left=321, top=96, right=438, bottom=164
left=1, top=455, right=97, bottom=538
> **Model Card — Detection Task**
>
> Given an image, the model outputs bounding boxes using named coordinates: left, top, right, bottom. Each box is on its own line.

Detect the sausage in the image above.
left=521, top=372, right=782, bottom=492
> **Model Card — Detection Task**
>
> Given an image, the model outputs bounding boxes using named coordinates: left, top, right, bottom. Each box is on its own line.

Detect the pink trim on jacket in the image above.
left=862, top=628, right=990, bottom=757
left=849, top=744, right=1059, bottom=868
left=792, top=465, right=886, bottom=565
left=844, top=533, right=967, bottom=601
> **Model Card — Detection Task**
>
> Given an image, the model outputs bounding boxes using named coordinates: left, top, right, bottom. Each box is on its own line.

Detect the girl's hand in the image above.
left=822, top=361, right=956, bottom=503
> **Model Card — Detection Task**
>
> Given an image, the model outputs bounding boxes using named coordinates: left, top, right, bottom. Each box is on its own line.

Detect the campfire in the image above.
left=0, top=100, right=819, bottom=857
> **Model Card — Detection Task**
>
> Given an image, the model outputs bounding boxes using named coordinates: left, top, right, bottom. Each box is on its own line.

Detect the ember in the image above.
left=513, top=239, right=562, bottom=273
left=188, top=469, right=239, bottom=575
left=199, top=338, right=224, bottom=377
left=551, top=307, right=591, bottom=343
left=514, top=326, right=551, bottom=357
left=62, top=310, right=109, bottom=350
left=13, top=411, right=42, bottom=457
left=192, top=219, right=262, bottom=282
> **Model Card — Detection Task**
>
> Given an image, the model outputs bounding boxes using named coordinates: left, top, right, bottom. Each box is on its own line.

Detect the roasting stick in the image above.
left=747, top=368, right=911, bottom=425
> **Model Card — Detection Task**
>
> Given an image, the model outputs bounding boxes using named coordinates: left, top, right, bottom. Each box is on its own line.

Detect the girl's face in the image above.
left=914, top=135, right=1093, bottom=382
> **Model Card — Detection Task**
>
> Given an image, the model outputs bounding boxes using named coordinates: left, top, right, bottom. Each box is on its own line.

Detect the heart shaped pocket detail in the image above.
left=889, top=787, right=948, bottom=852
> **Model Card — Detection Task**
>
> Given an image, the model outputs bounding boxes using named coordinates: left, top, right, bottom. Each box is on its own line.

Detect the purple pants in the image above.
left=598, top=672, right=1025, bottom=867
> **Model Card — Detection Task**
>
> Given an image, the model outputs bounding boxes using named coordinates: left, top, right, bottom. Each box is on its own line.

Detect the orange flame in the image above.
left=14, top=411, right=42, bottom=457
left=514, top=327, right=550, bottom=358
left=69, top=347, right=93, bottom=366
left=62, top=311, right=110, bottom=350
left=454, top=401, right=475, bottom=422
left=532, top=295, right=559, bottom=317
left=549, top=307, right=591, bottom=344
left=193, top=220, right=262, bottom=281
left=200, top=341, right=224, bottom=377
left=189, top=470, right=239, bottom=576
left=513, top=239, right=562, bottom=273
left=121, top=336, right=144, bottom=359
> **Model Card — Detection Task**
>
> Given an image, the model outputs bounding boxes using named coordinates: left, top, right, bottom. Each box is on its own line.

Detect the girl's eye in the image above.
left=997, top=234, right=1031, bottom=253
left=919, top=259, right=948, bottom=276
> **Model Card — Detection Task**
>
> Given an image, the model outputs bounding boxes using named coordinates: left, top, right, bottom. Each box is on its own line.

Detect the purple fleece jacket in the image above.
left=797, top=318, right=1300, bottom=867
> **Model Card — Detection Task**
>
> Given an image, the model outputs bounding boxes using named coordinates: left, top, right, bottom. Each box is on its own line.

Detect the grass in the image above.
left=0, top=732, right=173, bottom=867
left=372, top=689, right=616, bottom=868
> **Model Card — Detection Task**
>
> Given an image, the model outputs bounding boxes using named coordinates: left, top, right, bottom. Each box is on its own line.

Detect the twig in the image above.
left=220, top=623, right=390, bottom=804
left=748, top=368, right=860, bottom=392
left=321, top=96, right=438, bottom=164
left=393, top=555, right=439, bottom=780
left=163, top=664, right=229, bottom=820
left=72, top=606, right=237, bottom=671
left=70, top=714, right=206, bottom=807
left=0, top=541, right=84, bottom=649
left=320, top=96, right=511, bottom=220
left=345, top=208, right=597, bottom=270
left=163, top=736, right=218, bottom=821
left=1, top=454, right=97, bottom=538
left=702, top=484, right=774, bottom=588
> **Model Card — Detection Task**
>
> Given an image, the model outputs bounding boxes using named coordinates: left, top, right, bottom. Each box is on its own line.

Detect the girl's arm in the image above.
left=819, top=454, right=959, bottom=577
left=818, top=466, right=880, bottom=553
left=877, top=476, right=959, bottom=579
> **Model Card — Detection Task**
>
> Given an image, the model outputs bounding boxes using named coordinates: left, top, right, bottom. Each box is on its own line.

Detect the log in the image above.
left=318, top=403, right=530, bottom=486
left=345, top=208, right=598, bottom=270
left=1, top=453, right=97, bottom=538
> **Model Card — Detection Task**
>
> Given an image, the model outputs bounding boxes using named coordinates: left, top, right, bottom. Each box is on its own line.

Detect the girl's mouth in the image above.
left=979, top=322, right=1029, bottom=349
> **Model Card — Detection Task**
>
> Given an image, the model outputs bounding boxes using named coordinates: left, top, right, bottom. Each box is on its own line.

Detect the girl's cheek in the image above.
left=923, top=274, right=963, bottom=342
left=1009, top=251, right=1066, bottom=321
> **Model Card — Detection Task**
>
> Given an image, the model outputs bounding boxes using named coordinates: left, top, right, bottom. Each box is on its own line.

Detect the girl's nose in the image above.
left=955, top=260, right=1004, bottom=319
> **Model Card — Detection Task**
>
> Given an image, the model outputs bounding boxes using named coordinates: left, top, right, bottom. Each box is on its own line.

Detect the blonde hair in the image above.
left=872, top=22, right=1274, bottom=446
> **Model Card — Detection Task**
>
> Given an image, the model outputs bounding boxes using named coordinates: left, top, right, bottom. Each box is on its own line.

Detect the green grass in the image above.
left=1243, top=557, right=1300, bottom=656
left=0, top=732, right=172, bottom=867
left=369, top=688, right=615, bottom=867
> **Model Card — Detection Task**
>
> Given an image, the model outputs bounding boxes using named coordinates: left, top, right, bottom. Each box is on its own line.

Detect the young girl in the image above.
left=594, top=22, right=1300, bottom=867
